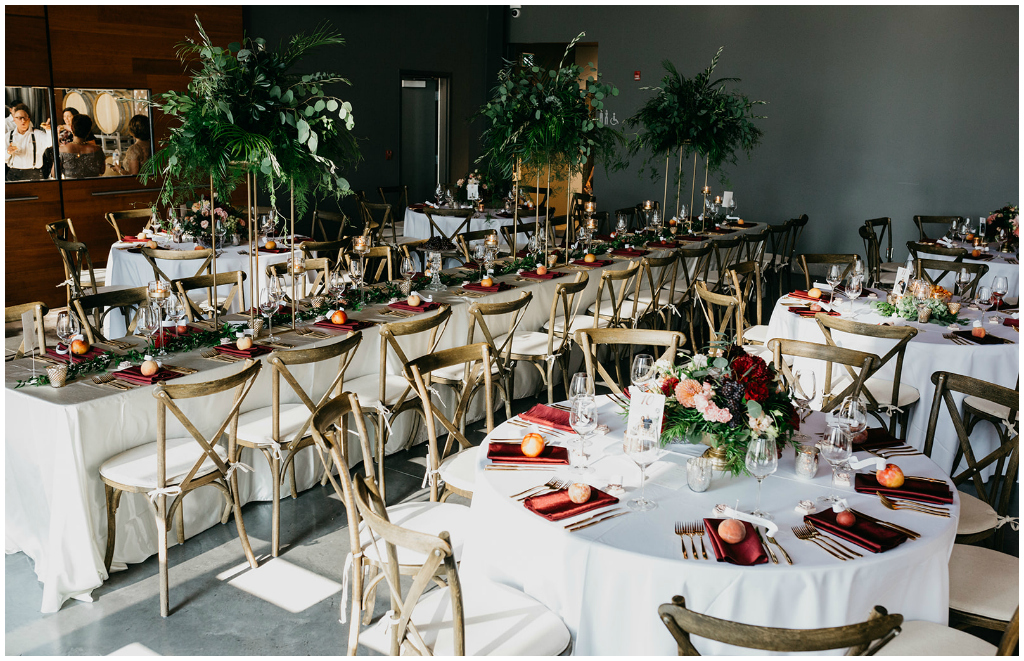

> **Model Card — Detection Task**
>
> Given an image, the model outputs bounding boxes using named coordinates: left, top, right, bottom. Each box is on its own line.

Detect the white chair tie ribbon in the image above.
left=879, top=404, right=904, bottom=417
left=373, top=402, right=394, bottom=433
left=265, top=440, right=285, bottom=463
left=421, top=467, right=443, bottom=489
left=545, top=354, right=558, bottom=366
left=666, top=303, right=681, bottom=317
left=147, top=485, right=182, bottom=505
left=995, top=515, right=1019, bottom=531
left=380, top=609, right=400, bottom=634
left=337, top=551, right=361, bottom=624
left=426, top=386, right=447, bottom=411
left=224, top=461, right=254, bottom=481
left=1000, top=416, right=1017, bottom=437
left=55, top=277, right=76, bottom=288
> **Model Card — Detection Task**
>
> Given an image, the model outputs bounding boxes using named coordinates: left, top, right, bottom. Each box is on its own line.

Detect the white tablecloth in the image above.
left=404, top=207, right=537, bottom=249
left=765, top=290, right=1019, bottom=476
left=917, top=241, right=1019, bottom=299
left=459, top=397, right=958, bottom=655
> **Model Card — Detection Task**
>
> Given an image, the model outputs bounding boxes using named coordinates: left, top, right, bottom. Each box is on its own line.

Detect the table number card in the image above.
left=627, top=386, right=666, bottom=437
left=466, top=180, right=480, bottom=201
left=891, top=266, right=911, bottom=298
left=21, top=310, right=36, bottom=356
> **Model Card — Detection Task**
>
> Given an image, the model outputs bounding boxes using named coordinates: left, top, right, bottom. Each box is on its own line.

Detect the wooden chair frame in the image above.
left=173, top=271, right=247, bottom=322
left=575, top=328, right=685, bottom=396
left=101, top=360, right=263, bottom=617
left=519, top=184, right=550, bottom=210
left=730, top=261, right=764, bottom=346
left=767, top=338, right=879, bottom=412
left=740, top=226, right=770, bottom=283
left=907, top=241, right=968, bottom=262
left=141, top=247, right=214, bottom=284
left=46, top=218, right=102, bottom=307
left=467, top=292, right=534, bottom=422
left=72, top=286, right=150, bottom=344
left=300, top=239, right=347, bottom=270
left=421, top=208, right=476, bottom=251
left=796, top=253, right=859, bottom=291
left=694, top=280, right=742, bottom=353
left=913, top=258, right=988, bottom=298
left=344, top=246, right=393, bottom=285
left=591, top=260, right=642, bottom=330
left=457, top=228, right=510, bottom=265
left=914, top=215, right=964, bottom=241
left=6, top=301, right=48, bottom=359
left=658, top=595, right=902, bottom=655
left=361, top=201, right=398, bottom=246
left=632, top=254, right=681, bottom=331
left=861, top=218, right=895, bottom=288
left=674, top=244, right=714, bottom=342
left=764, top=222, right=793, bottom=298
left=267, top=257, right=331, bottom=299
left=708, top=235, right=744, bottom=292
left=312, top=208, right=349, bottom=242
left=499, top=221, right=543, bottom=255
left=378, top=185, right=409, bottom=227
left=105, top=208, right=154, bottom=241
left=782, top=215, right=809, bottom=291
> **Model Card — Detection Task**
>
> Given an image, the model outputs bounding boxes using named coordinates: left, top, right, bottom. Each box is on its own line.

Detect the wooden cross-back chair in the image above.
left=587, top=260, right=642, bottom=330
left=309, top=391, right=475, bottom=655
left=46, top=218, right=103, bottom=308
left=349, top=476, right=571, bottom=657
left=98, top=360, right=263, bottom=617
left=613, top=206, right=639, bottom=232
left=731, top=261, right=767, bottom=349
left=422, top=207, right=475, bottom=253
left=907, top=240, right=968, bottom=262
left=311, top=208, right=349, bottom=242
left=767, top=338, right=879, bottom=413
left=740, top=226, right=770, bottom=281
left=924, top=372, right=1019, bottom=549
left=344, top=306, right=453, bottom=500
left=72, top=286, right=150, bottom=344
left=105, top=208, right=154, bottom=241
left=658, top=595, right=902, bottom=656
left=405, top=342, right=494, bottom=502
left=140, top=247, right=214, bottom=284
left=5, top=301, right=49, bottom=360
left=234, top=333, right=362, bottom=557
left=861, top=217, right=898, bottom=287
left=781, top=215, right=809, bottom=292
left=344, top=245, right=393, bottom=284
left=266, top=257, right=331, bottom=300
left=466, top=291, right=534, bottom=422
left=360, top=201, right=398, bottom=246
left=627, top=254, right=681, bottom=331
left=574, top=328, right=686, bottom=396
left=172, top=270, right=247, bottom=323
left=796, top=253, right=859, bottom=291
left=693, top=280, right=743, bottom=354
left=499, top=220, right=545, bottom=255
left=519, top=184, right=550, bottom=210
left=914, top=258, right=988, bottom=297
left=378, top=185, right=409, bottom=224
left=707, top=235, right=744, bottom=292
left=877, top=607, right=1019, bottom=656
left=671, top=244, right=714, bottom=341
left=814, top=314, right=919, bottom=439
left=914, top=215, right=964, bottom=241
left=457, top=228, right=510, bottom=266
left=300, top=239, right=346, bottom=270
left=764, top=222, right=793, bottom=297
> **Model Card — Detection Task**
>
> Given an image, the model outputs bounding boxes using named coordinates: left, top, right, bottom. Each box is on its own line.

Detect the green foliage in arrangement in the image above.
left=626, top=48, right=767, bottom=183
left=476, top=31, right=626, bottom=184
left=141, top=18, right=361, bottom=217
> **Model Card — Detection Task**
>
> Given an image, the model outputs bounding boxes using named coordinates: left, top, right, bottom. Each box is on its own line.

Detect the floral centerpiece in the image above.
left=870, top=284, right=967, bottom=326
left=179, top=196, right=246, bottom=246
left=639, top=345, right=798, bottom=474
left=984, top=204, right=1019, bottom=242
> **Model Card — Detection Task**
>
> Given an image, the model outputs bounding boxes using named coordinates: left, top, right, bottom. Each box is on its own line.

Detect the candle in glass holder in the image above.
left=584, top=201, right=596, bottom=214
left=477, top=200, right=486, bottom=212
left=714, top=195, right=722, bottom=204
left=485, top=232, right=499, bottom=248
left=586, top=217, right=598, bottom=231
left=701, top=186, right=712, bottom=195
left=148, top=280, right=170, bottom=300
left=794, top=445, right=819, bottom=479
left=290, top=255, right=305, bottom=274
left=643, top=200, right=653, bottom=210
left=352, top=235, right=368, bottom=253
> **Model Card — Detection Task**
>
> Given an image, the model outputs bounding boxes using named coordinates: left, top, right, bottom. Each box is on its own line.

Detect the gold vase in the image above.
left=700, top=433, right=730, bottom=471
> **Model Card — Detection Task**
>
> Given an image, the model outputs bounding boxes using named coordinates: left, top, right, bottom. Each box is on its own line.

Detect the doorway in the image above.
left=400, top=73, right=450, bottom=205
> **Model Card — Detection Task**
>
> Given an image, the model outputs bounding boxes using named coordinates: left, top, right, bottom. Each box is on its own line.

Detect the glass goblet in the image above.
left=818, top=425, right=852, bottom=504
left=991, top=276, right=1008, bottom=312
left=623, top=423, right=659, bottom=511
left=568, top=397, right=598, bottom=475
left=630, top=353, right=656, bottom=392
left=745, top=435, right=778, bottom=520
left=568, top=372, right=595, bottom=403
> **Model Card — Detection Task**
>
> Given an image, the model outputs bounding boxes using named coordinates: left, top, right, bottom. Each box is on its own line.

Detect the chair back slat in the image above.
left=575, top=328, right=685, bottom=395
left=694, top=281, right=740, bottom=350
left=796, top=253, right=859, bottom=291
left=105, top=208, right=154, bottom=242
left=767, top=338, right=879, bottom=411
left=360, top=202, right=398, bottom=246
left=594, top=261, right=641, bottom=328
left=913, top=257, right=988, bottom=297
left=72, top=286, right=150, bottom=344
left=468, top=292, right=533, bottom=373
left=141, top=247, right=214, bottom=284
left=312, top=209, right=348, bottom=242
left=173, top=271, right=247, bottom=322
left=421, top=208, right=475, bottom=247
left=907, top=240, right=968, bottom=261
left=914, top=215, right=964, bottom=241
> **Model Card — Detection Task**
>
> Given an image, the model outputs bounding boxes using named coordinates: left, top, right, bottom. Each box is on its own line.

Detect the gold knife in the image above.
left=563, top=507, right=623, bottom=529
left=766, top=535, right=793, bottom=564
left=568, top=510, right=629, bottom=532
left=850, top=508, right=920, bottom=539
left=756, top=527, right=778, bottom=564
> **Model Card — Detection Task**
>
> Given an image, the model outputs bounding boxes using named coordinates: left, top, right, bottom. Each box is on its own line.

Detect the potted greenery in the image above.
left=626, top=48, right=766, bottom=217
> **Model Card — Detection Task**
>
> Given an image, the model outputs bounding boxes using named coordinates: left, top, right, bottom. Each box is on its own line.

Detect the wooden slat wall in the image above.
left=4, top=5, right=243, bottom=308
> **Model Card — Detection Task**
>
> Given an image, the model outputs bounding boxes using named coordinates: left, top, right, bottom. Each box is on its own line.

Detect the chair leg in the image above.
left=376, top=412, right=387, bottom=502
left=346, top=560, right=364, bottom=655
left=271, top=453, right=282, bottom=557
left=361, top=566, right=379, bottom=625
left=155, top=496, right=170, bottom=617
left=547, top=358, right=555, bottom=405
left=288, top=457, right=299, bottom=500
left=174, top=498, right=185, bottom=545
left=229, top=469, right=259, bottom=570
left=103, top=484, right=120, bottom=573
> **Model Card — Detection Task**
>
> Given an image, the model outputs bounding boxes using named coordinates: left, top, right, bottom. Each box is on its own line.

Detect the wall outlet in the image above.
left=385, top=150, right=393, bottom=160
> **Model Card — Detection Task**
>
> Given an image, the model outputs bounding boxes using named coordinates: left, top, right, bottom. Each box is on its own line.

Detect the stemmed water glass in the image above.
left=435, top=183, right=445, bottom=206
left=568, top=397, right=598, bottom=475
left=818, top=425, right=852, bottom=504
left=827, top=264, right=842, bottom=295
left=955, top=267, right=972, bottom=301
left=349, top=260, right=365, bottom=304
left=623, top=422, right=659, bottom=511
left=630, top=353, right=656, bottom=392
left=615, top=212, right=629, bottom=236
left=259, top=287, right=281, bottom=342
left=846, top=273, right=863, bottom=300
left=137, top=304, right=161, bottom=354
left=745, top=435, right=778, bottom=520
left=400, top=256, right=417, bottom=292
left=328, top=270, right=347, bottom=305
left=991, top=276, right=1008, bottom=312
left=568, top=372, right=595, bottom=403
left=833, top=396, right=867, bottom=446
left=473, top=243, right=486, bottom=279
left=55, top=310, right=81, bottom=352
left=975, top=285, right=992, bottom=312
left=789, top=370, right=817, bottom=435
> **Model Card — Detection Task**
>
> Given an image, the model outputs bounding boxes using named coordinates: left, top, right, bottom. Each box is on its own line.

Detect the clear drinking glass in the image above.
left=630, top=353, right=656, bottom=391
left=137, top=304, right=161, bottom=353
left=259, top=288, right=281, bottom=342
left=975, top=285, right=992, bottom=312
left=956, top=268, right=972, bottom=301
left=568, top=397, right=598, bottom=475
left=568, top=372, right=595, bottom=403
left=615, top=212, right=628, bottom=235
left=818, top=425, right=852, bottom=504
left=401, top=256, right=417, bottom=282
left=992, top=276, right=1008, bottom=312
left=827, top=264, right=842, bottom=294
left=789, top=370, right=816, bottom=440
left=623, top=423, right=659, bottom=511
left=55, top=310, right=79, bottom=350
left=745, top=435, right=778, bottom=520
left=846, top=273, right=863, bottom=299
left=349, top=260, right=364, bottom=302
left=328, top=270, right=347, bottom=304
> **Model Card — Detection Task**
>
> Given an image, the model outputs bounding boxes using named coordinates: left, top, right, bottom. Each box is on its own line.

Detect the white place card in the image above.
left=627, top=386, right=665, bottom=437
left=21, top=310, right=36, bottom=355
left=891, top=266, right=911, bottom=297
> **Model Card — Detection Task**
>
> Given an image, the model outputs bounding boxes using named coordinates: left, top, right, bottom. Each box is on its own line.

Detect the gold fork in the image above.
left=673, top=522, right=689, bottom=559
left=513, top=477, right=569, bottom=501
left=804, top=521, right=862, bottom=558
left=92, top=373, right=124, bottom=389
left=792, top=524, right=850, bottom=561
left=877, top=492, right=950, bottom=517
left=692, top=521, right=709, bottom=560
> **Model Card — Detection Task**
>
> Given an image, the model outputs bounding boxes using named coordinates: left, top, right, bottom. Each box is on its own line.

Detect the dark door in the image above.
left=400, top=79, right=439, bottom=206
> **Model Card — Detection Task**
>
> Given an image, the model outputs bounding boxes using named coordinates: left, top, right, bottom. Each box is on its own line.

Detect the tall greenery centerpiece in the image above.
left=476, top=32, right=624, bottom=259
left=626, top=48, right=766, bottom=218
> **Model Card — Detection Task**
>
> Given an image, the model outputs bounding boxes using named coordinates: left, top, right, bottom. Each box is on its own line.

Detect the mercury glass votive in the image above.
left=794, top=445, right=819, bottom=479
left=686, top=457, right=713, bottom=493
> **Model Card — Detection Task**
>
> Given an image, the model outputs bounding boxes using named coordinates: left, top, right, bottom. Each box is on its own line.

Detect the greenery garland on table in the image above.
left=870, top=299, right=968, bottom=326
left=141, top=19, right=361, bottom=217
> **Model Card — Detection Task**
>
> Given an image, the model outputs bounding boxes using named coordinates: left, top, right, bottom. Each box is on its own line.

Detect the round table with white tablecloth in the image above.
left=458, top=396, right=958, bottom=655
left=915, top=240, right=1019, bottom=299
left=765, top=289, right=1019, bottom=477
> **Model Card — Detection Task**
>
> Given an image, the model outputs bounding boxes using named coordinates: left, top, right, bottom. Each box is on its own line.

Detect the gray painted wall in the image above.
left=509, top=5, right=1018, bottom=259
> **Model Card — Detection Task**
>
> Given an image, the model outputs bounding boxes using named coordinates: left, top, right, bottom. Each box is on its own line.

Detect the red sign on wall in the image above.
left=633, top=71, right=641, bottom=81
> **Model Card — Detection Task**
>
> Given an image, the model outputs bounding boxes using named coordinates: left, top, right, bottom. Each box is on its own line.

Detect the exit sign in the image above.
left=633, top=71, right=641, bottom=81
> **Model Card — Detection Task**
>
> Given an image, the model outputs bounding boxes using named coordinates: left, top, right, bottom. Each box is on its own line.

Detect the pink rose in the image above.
left=716, top=407, right=733, bottom=423
left=200, top=220, right=209, bottom=229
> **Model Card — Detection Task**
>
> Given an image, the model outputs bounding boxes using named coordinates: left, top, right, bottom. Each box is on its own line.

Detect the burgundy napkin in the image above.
left=594, top=234, right=615, bottom=242
left=968, top=253, right=995, bottom=261
left=46, top=345, right=106, bottom=364
left=611, top=248, right=650, bottom=258
left=120, top=235, right=149, bottom=243
left=852, top=427, right=903, bottom=451
left=494, top=210, right=514, bottom=218
left=519, top=404, right=574, bottom=432
left=113, top=365, right=182, bottom=385
left=152, top=326, right=194, bottom=349
left=854, top=473, right=954, bottom=504
left=788, top=307, right=840, bottom=318
left=677, top=234, right=707, bottom=242
left=258, top=246, right=290, bottom=254
left=408, top=203, right=427, bottom=210
left=215, top=344, right=273, bottom=358
left=703, top=519, right=769, bottom=565
left=805, top=509, right=908, bottom=553
left=388, top=301, right=440, bottom=313
left=520, top=269, right=566, bottom=280
left=788, top=290, right=833, bottom=303
left=313, top=319, right=376, bottom=332
left=524, top=487, right=618, bottom=521
left=486, top=442, right=570, bottom=465
left=572, top=258, right=614, bottom=267
left=646, top=240, right=678, bottom=249
left=1004, top=317, right=1019, bottom=328
left=463, top=281, right=513, bottom=293
left=953, top=330, right=1008, bottom=345
left=723, top=221, right=750, bottom=228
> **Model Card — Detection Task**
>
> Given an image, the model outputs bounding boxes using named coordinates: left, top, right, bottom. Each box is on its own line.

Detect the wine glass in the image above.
left=472, top=243, right=486, bottom=277
left=992, top=276, right=1008, bottom=312
left=818, top=425, right=852, bottom=504
left=435, top=183, right=445, bottom=206
left=55, top=310, right=80, bottom=352
left=630, top=353, right=656, bottom=392
left=956, top=268, right=972, bottom=301
left=789, top=369, right=817, bottom=428
left=727, top=197, right=738, bottom=219
left=623, top=422, right=659, bottom=511
left=137, top=304, right=160, bottom=353
left=111, top=150, right=121, bottom=171
left=846, top=273, right=863, bottom=300
left=349, top=259, right=365, bottom=303
left=328, top=270, right=347, bottom=305
left=401, top=256, right=417, bottom=283
left=568, top=397, right=598, bottom=475
left=568, top=372, right=594, bottom=403
left=826, top=264, right=842, bottom=295
left=259, top=288, right=281, bottom=342
left=745, top=435, right=778, bottom=520
left=168, top=294, right=188, bottom=330
left=261, top=213, right=276, bottom=245
left=615, top=212, right=628, bottom=235
left=975, top=285, right=992, bottom=312
left=833, top=396, right=868, bottom=444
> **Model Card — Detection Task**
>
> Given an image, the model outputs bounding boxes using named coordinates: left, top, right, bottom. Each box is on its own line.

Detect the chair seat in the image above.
left=956, top=492, right=998, bottom=537
left=964, top=396, right=1020, bottom=422
left=948, top=544, right=1019, bottom=623
left=506, top=330, right=558, bottom=357
left=626, top=290, right=687, bottom=308
left=586, top=300, right=637, bottom=321
left=880, top=261, right=901, bottom=273
left=876, top=619, right=997, bottom=656
left=438, top=447, right=479, bottom=494
left=743, top=324, right=769, bottom=344
left=542, top=314, right=610, bottom=333
left=832, top=375, right=921, bottom=408
left=346, top=373, right=414, bottom=409
left=100, top=437, right=227, bottom=490
left=358, top=577, right=570, bottom=656
left=235, top=403, right=312, bottom=447
left=360, top=501, right=471, bottom=567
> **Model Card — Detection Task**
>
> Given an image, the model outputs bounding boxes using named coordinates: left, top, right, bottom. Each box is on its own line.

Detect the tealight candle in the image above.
left=584, top=201, right=596, bottom=213
left=714, top=196, right=721, bottom=204
left=643, top=200, right=653, bottom=210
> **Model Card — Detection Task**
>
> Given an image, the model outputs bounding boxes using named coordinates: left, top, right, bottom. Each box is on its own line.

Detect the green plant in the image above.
left=141, top=18, right=361, bottom=218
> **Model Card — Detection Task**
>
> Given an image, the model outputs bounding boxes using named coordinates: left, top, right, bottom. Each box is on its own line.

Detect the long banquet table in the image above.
left=459, top=397, right=959, bottom=655
left=7, top=224, right=769, bottom=613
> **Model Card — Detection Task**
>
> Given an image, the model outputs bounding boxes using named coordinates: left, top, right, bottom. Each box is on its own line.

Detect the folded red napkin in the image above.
left=313, top=319, right=376, bottom=332
left=113, top=365, right=182, bottom=385
left=788, top=290, right=833, bottom=303
left=463, top=281, right=513, bottom=293
left=854, top=473, right=953, bottom=504
left=520, top=269, right=566, bottom=280
left=46, top=345, right=106, bottom=363
left=524, top=487, right=618, bottom=521
left=388, top=301, right=440, bottom=313
left=852, top=427, right=903, bottom=451
left=723, top=221, right=749, bottom=228
left=646, top=241, right=678, bottom=249
left=119, top=235, right=149, bottom=243
left=805, top=509, right=908, bottom=554
left=258, top=247, right=291, bottom=254
left=1004, top=317, right=1019, bottom=327
left=519, top=404, right=574, bottom=432
left=611, top=248, right=650, bottom=257
left=789, top=307, right=840, bottom=318
left=215, top=344, right=273, bottom=358
left=486, top=442, right=570, bottom=465
left=594, top=234, right=615, bottom=242
left=703, top=519, right=769, bottom=565
left=968, top=254, right=995, bottom=261
left=494, top=210, right=514, bottom=218
left=572, top=258, right=614, bottom=267
left=408, top=203, right=427, bottom=210
left=953, top=330, right=1008, bottom=345
left=677, top=234, right=707, bottom=241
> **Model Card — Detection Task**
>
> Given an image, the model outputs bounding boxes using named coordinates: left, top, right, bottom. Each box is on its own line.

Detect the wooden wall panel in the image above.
left=5, top=183, right=66, bottom=309
left=5, top=6, right=51, bottom=86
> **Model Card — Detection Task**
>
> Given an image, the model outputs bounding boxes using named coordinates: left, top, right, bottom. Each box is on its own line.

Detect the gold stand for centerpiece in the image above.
left=700, top=433, right=731, bottom=471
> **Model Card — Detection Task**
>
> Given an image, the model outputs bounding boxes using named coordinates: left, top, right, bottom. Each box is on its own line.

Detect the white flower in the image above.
left=690, top=354, right=708, bottom=370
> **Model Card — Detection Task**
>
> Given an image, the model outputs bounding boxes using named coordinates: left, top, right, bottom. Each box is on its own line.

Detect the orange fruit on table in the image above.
left=265, top=240, right=277, bottom=250
left=971, top=249, right=981, bottom=258
left=481, top=276, right=494, bottom=287
left=521, top=432, right=546, bottom=458
left=331, top=310, right=348, bottom=325
left=965, top=232, right=975, bottom=241
left=140, top=360, right=159, bottom=377
left=236, top=336, right=253, bottom=350
left=876, top=463, right=905, bottom=488
left=568, top=482, right=592, bottom=504
left=70, top=338, right=90, bottom=355
left=145, top=240, right=157, bottom=249
left=807, top=287, right=822, bottom=299
left=535, top=265, right=548, bottom=275
left=407, top=294, right=421, bottom=307
left=718, top=519, right=747, bottom=544
left=584, top=253, right=596, bottom=263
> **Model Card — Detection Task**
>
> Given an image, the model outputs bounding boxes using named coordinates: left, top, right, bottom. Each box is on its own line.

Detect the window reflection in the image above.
left=54, top=88, right=153, bottom=180
left=5, top=86, right=55, bottom=182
